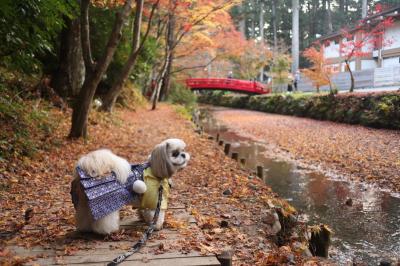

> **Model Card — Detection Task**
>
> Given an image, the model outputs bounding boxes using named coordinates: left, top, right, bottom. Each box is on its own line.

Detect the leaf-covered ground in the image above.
left=212, top=108, right=400, bottom=192
left=0, top=104, right=330, bottom=265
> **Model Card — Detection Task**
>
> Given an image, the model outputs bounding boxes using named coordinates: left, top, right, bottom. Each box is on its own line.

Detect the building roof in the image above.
left=317, top=4, right=400, bottom=42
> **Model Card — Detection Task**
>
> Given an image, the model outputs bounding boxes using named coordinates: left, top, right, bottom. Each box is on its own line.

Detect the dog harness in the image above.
left=71, top=163, right=149, bottom=221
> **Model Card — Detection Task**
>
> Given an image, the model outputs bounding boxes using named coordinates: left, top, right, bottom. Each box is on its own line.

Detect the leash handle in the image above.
left=108, top=185, right=164, bottom=266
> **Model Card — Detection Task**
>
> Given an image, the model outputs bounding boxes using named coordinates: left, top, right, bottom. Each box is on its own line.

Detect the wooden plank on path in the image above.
left=33, top=251, right=217, bottom=264
left=120, top=256, right=221, bottom=266
left=14, top=206, right=220, bottom=266
left=32, top=256, right=220, bottom=266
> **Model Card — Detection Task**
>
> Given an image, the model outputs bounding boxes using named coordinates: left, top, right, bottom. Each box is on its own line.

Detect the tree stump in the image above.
left=231, top=152, right=238, bottom=161
left=224, top=143, right=231, bottom=155
left=216, top=249, right=233, bottom=266
left=308, top=224, right=332, bottom=258
left=256, top=166, right=263, bottom=178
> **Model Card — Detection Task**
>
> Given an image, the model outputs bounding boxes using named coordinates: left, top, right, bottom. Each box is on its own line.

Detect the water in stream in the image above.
left=198, top=107, right=400, bottom=265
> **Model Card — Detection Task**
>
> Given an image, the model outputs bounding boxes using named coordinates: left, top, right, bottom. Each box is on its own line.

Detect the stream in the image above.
left=198, top=106, right=400, bottom=265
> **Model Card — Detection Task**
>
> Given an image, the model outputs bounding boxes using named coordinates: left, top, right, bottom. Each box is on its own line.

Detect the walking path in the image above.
left=9, top=205, right=219, bottom=265
left=1, top=104, right=318, bottom=265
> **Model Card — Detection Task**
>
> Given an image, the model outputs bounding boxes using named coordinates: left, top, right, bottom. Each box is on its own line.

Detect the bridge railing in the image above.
left=186, top=78, right=269, bottom=94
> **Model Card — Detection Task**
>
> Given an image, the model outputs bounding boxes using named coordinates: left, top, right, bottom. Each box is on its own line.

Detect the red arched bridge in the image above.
left=186, top=78, right=271, bottom=95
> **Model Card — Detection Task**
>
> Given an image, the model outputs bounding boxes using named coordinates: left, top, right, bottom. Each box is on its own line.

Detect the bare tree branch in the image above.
left=131, top=0, right=144, bottom=52
left=171, top=55, right=219, bottom=74
left=155, top=13, right=169, bottom=40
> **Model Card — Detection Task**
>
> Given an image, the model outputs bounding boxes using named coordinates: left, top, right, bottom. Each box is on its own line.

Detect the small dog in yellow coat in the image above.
left=71, top=139, right=190, bottom=234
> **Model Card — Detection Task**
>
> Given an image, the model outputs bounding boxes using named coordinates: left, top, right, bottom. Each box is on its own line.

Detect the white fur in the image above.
left=141, top=138, right=189, bottom=229
left=164, top=138, right=190, bottom=168
left=77, top=149, right=131, bottom=183
left=149, top=138, right=190, bottom=178
left=73, top=149, right=140, bottom=235
left=71, top=139, right=189, bottom=235
left=140, top=209, right=165, bottom=230
left=132, top=180, right=147, bottom=193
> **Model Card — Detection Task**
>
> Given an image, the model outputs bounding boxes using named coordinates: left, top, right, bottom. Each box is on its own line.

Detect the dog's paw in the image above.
left=132, top=180, right=147, bottom=194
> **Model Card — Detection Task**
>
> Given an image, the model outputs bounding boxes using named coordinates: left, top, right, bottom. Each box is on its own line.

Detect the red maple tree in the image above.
left=339, top=13, right=394, bottom=92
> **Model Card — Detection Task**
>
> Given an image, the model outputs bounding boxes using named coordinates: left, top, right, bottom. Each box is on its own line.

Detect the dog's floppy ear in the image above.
left=149, top=143, right=171, bottom=178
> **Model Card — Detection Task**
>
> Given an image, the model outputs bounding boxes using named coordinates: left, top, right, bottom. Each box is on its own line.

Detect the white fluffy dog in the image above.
left=71, top=139, right=189, bottom=235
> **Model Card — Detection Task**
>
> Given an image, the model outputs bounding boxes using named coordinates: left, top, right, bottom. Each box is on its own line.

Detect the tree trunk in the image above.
left=152, top=51, right=171, bottom=110
left=345, top=60, right=355, bottom=92
left=52, top=17, right=85, bottom=98
left=326, top=0, right=333, bottom=34
left=259, top=0, right=265, bottom=82
left=80, top=0, right=95, bottom=75
left=251, top=0, right=256, bottom=38
left=291, top=0, right=299, bottom=75
left=309, top=0, right=318, bottom=39
left=339, top=0, right=344, bottom=13
left=271, top=0, right=277, bottom=52
left=151, top=20, right=171, bottom=110
left=259, top=0, right=264, bottom=41
left=159, top=10, right=175, bottom=101
left=69, top=0, right=133, bottom=138
left=101, top=0, right=144, bottom=112
left=328, top=79, right=333, bottom=94
left=239, top=3, right=246, bottom=38
left=145, top=67, right=156, bottom=96
left=159, top=55, right=172, bottom=101
left=362, top=0, right=368, bottom=19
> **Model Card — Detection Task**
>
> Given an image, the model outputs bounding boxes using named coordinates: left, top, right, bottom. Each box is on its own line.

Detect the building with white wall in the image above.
left=320, top=5, right=400, bottom=73
left=297, top=5, right=400, bottom=91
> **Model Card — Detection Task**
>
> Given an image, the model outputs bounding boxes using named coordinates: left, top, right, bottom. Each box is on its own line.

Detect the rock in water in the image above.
left=261, top=209, right=281, bottom=235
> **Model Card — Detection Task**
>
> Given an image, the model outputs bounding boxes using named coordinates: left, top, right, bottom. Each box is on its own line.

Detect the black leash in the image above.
left=108, top=185, right=164, bottom=266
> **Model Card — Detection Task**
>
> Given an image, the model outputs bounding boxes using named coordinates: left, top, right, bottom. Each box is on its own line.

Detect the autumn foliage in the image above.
left=339, top=17, right=394, bottom=60
left=172, top=0, right=247, bottom=79
left=168, top=0, right=273, bottom=81
left=338, top=8, right=394, bottom=92
left=302, top=44, right=333, bottom=93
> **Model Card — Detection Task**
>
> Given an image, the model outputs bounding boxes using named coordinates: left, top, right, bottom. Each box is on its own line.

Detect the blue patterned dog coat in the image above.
left=71, top=163, right=149, bottom=221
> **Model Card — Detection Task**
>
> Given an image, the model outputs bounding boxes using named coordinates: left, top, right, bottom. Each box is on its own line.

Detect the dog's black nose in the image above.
left=181, top=153, right=186, bottom=158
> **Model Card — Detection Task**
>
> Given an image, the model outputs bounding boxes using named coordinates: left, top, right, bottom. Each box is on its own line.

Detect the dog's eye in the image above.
left=172, top=150, right=179, bottom=157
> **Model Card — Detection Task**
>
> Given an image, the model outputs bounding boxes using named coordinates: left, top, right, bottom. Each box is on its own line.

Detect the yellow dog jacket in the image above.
left=140, top=168, right=170, bottom=210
